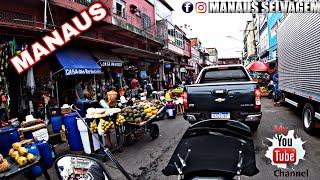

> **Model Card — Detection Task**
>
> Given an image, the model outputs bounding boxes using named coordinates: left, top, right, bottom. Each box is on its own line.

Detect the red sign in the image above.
left=273, top=148, right=296, bottom=164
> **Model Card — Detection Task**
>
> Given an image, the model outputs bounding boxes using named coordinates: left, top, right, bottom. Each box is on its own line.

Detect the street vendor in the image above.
left=107, top=87, right=118, bottom=107
left=75, top=80, right=85, bottom=101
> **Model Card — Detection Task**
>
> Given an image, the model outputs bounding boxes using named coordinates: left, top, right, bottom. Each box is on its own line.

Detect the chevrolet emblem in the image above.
left=215, top=98, right=226, bottom=102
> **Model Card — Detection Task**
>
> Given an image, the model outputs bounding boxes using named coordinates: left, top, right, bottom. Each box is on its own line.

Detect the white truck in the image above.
left=278, top=14, right=320, bottom=134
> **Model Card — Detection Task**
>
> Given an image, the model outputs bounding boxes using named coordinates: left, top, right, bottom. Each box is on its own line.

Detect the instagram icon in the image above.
left=196, top=2, right=207, bottom=13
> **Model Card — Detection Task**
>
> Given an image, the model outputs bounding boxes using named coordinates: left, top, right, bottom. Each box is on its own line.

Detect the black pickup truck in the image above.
left=183, top=65, right=262, bottom=131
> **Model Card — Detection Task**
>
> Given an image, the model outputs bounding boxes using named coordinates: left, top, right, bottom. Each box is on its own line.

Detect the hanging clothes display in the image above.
left=26, top=68, right=36, bottom=95
left=0, top=42, right=11, bottom=85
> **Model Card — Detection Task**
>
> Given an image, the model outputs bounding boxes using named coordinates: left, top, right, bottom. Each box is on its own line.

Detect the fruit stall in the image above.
left=0, top=95, right=167, bottom=177
left=0, top=140, right=48, bottom=179
left=119, top=100, right=164, bottom=145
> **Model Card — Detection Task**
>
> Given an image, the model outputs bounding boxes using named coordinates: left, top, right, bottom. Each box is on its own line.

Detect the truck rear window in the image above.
left=200, top=67, right=249, bottom=83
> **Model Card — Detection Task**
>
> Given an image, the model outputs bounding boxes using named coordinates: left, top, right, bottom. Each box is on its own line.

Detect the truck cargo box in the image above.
left=278, top=14, right=320, bottom=103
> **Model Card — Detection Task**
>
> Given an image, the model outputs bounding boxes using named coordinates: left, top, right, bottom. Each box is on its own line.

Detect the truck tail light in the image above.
left=182, top=91, right=188, bottom=110
left=255, top=88, right=261, bottom=110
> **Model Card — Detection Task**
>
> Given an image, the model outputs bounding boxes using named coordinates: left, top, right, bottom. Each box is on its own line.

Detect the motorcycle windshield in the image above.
left=162, top=120, right=259, bottom=177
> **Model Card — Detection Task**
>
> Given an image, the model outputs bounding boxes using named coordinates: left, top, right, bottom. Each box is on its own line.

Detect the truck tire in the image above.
left=302, top=103, right=316, bottom=135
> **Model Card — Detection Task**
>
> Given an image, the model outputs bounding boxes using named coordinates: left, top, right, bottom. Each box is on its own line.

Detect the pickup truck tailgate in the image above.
left=187, top=81, right=257, bottom=112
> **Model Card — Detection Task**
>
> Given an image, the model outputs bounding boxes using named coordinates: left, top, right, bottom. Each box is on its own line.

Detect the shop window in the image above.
left=175, top=31, right=184, bottom=48
left=168, top=29, right=175, bottom=37
left=142, top=13, right=151, bottom=31
left=114, top=0, right=126, bottom=18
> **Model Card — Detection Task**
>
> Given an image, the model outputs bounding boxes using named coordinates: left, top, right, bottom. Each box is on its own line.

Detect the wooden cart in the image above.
left=123, top=112, right=161, bottom=146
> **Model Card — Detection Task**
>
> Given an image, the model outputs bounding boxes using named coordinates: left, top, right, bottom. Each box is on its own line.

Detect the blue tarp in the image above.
left=55, top=48, right=102, bottom=76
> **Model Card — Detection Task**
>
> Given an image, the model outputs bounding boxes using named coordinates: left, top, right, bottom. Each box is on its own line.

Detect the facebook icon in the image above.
left=182, top=2, right=194, bottom=13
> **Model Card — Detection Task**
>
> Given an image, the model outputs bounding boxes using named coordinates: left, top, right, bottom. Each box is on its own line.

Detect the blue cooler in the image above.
left=0, top=127, right=20, bottom=157
left=63, top=112, right=83, bottom=151
left=35, top=141, right=54, bottom=169
left=26, top=143, right=42, bottom=176
left=51, top=116, right=62, bottom=133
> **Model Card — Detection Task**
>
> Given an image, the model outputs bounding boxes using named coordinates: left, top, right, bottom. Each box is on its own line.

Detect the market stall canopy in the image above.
left=246, top=61, right=268, bottom=72
left=54, top=48, right=102, bottom=76
left=92, top=51, right=123, bottom=67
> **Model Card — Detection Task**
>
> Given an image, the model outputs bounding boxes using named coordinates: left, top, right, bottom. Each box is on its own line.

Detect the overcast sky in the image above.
left=166, top=0, right=252, bottom=58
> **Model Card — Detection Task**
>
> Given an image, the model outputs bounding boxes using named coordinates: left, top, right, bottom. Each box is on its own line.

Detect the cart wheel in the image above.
left=150, top=124, right=159, bottom=140
left=125, top=134, right=136, bottom=146
left=118, top=145, right=124, bottom=153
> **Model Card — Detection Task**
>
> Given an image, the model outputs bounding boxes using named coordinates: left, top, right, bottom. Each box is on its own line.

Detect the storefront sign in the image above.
left=99, top=61, right=123, bottom=67
left=65, top=68, right=102, bottom=76
left=10, top=2, right=107, bottom=74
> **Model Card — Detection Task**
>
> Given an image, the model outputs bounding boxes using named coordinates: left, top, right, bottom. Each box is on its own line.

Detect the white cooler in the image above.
left=77, top=119, right=100, bottom=154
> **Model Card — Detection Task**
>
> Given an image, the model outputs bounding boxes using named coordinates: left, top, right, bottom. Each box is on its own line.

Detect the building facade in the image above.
left=243, top=21, right=257, bottom=66
left=268, top=13, right=284, bottom=62
left=0, top=0, right=185, bottom=118
left=206, top=48, right=218, bottom=65
left=218, top=58, right=241, bottom=65
left=258, top=14, right=269, bottom=62
left=189, top=38, right=210, bottom=76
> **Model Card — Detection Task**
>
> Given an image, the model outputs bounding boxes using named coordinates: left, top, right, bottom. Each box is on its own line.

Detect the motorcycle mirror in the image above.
left=55, top=154, right=112, bottom=180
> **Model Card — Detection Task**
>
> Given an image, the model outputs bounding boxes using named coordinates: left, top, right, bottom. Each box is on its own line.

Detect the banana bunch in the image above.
left=116, top=115, right=125, bottom=126
left=90, top=121, right=98, bottom=133
left=101, top=119, right=115, bottom=133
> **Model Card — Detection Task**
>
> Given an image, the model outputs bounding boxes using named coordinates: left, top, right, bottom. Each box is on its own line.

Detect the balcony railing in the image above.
left=112, top=11, right=164, bottom=44
left=0, top=10, right=35, bottom=26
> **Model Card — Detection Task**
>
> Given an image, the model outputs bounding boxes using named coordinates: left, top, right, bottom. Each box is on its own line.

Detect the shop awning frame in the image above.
left=53, top=48, right=102, bottom=76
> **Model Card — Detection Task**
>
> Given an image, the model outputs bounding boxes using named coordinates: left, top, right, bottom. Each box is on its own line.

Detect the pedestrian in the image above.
left=273, top=71, right=281, bottom=106
left=75, top=80, right=84, bottom=102
left=130, top=75, right=140, bottom=98
left=186, top=73, right=193, bottom=85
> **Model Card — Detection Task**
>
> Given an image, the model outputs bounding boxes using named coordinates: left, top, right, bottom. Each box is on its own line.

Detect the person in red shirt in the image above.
left=130, top=75, right=140, bottom=98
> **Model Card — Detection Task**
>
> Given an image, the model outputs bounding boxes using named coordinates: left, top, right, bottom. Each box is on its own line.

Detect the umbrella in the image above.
left=247, top=61, right=268, bottom=72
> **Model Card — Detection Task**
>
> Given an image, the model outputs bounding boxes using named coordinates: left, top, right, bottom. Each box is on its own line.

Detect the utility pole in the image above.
left=44, top=0, right=47, bottom=29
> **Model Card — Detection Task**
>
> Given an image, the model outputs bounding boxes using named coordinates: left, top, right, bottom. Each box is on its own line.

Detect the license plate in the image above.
left=211, top=112, right=230, bottom=119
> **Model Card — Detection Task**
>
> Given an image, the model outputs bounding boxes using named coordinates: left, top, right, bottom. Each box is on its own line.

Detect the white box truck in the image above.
left=278, top=14, right=320, bottom=134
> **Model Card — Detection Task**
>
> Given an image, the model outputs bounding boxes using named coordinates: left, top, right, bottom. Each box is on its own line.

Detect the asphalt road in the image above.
left=33, top=98, right=320, bottom=180
left=105, top=98, right=320, bottom=180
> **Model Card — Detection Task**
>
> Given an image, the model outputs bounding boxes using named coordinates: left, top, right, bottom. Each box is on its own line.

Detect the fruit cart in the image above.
left=120, top=102, right=164, bottom=145
left=84, top=108, right=125, bottom=154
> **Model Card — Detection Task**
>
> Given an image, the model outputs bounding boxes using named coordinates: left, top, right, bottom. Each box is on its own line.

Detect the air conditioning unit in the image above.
left=130, top=4, right=138, bottom=13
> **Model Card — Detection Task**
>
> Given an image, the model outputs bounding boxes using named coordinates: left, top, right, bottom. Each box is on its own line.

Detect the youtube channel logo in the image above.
left=182, top=1, right=207, bottom=13
left=265, top=125, right=306, bottom=169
